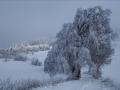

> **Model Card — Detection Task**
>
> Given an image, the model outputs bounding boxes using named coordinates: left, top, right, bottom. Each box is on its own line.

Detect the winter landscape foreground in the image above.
left=0, top=37, right=119, bottom=90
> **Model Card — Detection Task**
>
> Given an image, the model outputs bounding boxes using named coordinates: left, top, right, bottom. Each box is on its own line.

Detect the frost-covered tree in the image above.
left=44, top=6, right=114, bottom=79
left=44, top=23, right=73, bottom=76
left=74, top=6, right=113, bottom=78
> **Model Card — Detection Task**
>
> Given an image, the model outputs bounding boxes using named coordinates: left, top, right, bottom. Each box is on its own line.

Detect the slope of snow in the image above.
left=0, top=51, right=50, bottom=81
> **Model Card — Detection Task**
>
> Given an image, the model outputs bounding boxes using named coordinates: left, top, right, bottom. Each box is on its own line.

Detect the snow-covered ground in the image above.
left=0, top=51, right=50, bottom=81
left=103, top=37, right=120, bottom=85
left=0, top=38, right=120, bottom=90
left=33, top=77, right=115, bottom=90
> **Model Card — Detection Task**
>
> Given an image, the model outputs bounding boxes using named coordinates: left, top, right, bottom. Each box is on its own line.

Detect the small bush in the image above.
left=14, top=55, right=27, bottom=61
left=0, top=79, right=40, bottom=90
left=3, top=58, right=9, bottom=62
left=31, top=58, right=42, bottom=66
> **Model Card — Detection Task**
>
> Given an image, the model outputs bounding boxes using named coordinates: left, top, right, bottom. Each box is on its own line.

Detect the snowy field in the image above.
left=0, top=51, right=50, bottom=81
left=0, top=38, right=120, bottom=90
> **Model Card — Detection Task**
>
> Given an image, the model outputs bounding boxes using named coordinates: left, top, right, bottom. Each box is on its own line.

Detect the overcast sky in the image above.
left=0, top=0, right=120, bottom=48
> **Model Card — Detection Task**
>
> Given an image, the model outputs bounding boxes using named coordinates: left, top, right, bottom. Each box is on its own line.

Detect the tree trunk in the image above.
left=92, top=65, right=101, bottom=79
left=72, top=62, right=81, bottom=80
left=88, top=65, right=93, bottom=75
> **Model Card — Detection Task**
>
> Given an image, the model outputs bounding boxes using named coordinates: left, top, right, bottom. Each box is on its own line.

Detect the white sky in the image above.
left=0, top=0, right=120, bottom=48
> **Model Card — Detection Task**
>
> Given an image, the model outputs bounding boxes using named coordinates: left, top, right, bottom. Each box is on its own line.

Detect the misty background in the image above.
left=0, top=1, right=120, bottom=48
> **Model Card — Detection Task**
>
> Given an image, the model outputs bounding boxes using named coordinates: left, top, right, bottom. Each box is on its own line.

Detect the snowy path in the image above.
left=32, top=77, right=117, bottom=90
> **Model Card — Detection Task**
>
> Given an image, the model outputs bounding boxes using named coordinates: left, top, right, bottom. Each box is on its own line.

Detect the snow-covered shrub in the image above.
left=0, top=79, right=40, bottom=90
left=14, top=55, right=27, bottom=61
left=31, top=58, right=42, bottom=66
left=0, top=77, right=66, bottom=90
left=3, top=58, right=9, bottom=62
left=44, top=6, right=114, bottom=79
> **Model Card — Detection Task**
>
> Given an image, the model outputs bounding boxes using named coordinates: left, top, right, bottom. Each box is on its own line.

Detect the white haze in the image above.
left=0, top=0, right=120, bottom=48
